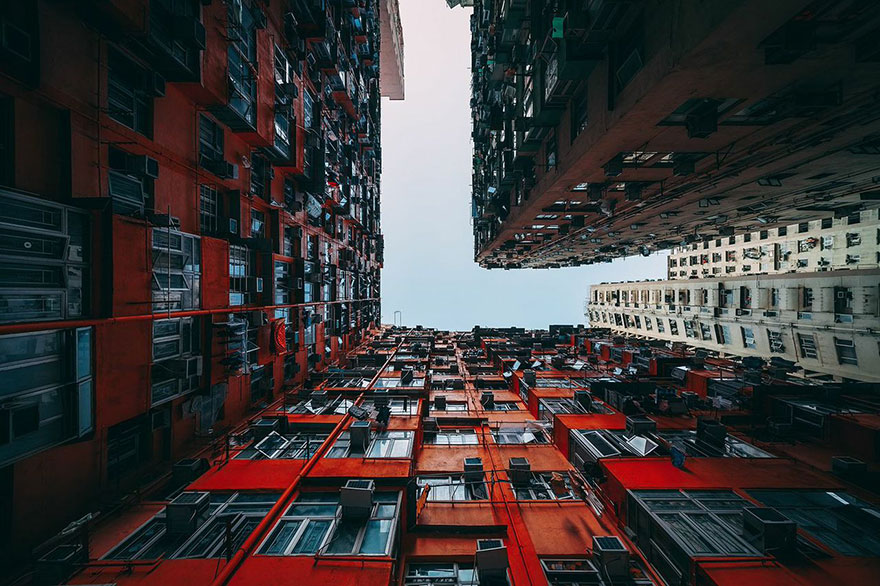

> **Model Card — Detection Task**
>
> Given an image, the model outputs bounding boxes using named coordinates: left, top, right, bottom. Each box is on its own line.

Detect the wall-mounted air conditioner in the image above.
left=592, top=535, right=630, bottom=578
left=166, top=491, right=210, bottom=535
left=341, top=479, right=374, bottom=518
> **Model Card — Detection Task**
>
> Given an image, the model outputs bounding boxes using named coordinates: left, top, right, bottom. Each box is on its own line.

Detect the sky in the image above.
left=378, top=1, right=665, bottom=331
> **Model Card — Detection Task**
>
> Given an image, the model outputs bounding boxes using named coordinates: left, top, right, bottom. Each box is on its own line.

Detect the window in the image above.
left=571, top=89, right=588, bottom=140
left=802, top=287, right=814, bottom=309
left=542, top=558, right=654, bottom=585
left=152, top=229, right=201, bottom=311
left=229, top=245, right=252, bottom=306
left=768, top=330, right=785, bottom=353
left=834, top=338, right=858, bottom=365
left=424, top=429, right=478, bottom=446
left=432, top=401, right=467, bottom=413
left=656, top=319, right=665, bottom=334
left=0, top=190, right=90, bottom=322
left=626, top=490, right=758, bottom=584
left=326, top=430, right=413, bottom=458
left=151, top=317, right=202, bottom=406
left=715, top=324, right=731, bottom=345
left=741, top=327, right=756, bottom=349
left=250, top=154, right=269, bottom=200
left=546, top=133, right=557, bottom=171
left=416, top=475, right=488, bottom=501
left=798, top=334, right=818, bottom=359
left=259, top=491, right=400, bottom=556
left=226, top=0, right=258, bottom=127
left=0, top=328, right=93, bottom=467
left=250, top=208, right=265, bottom=238
left=493, top=428, right=549, bottom=444
left=668, top=320, right=678, bottom=336
left=235, top=431, right=327, bottom=460
left=272, top=45, right=293, bottom=158
left=404, top=563, right=478, bottom=586
left=513, top=472, right=575, bottom=500
left=199, top=114, right=224, bottom=167
left=107, top=49, right=154, bottom=137
left=105, top=492, right=280, bottom=560
left=199, top=185, right=219, bottom=235
left=489, top=401, right=520, bottom=411
left=748, top=490, right=880, bottom=557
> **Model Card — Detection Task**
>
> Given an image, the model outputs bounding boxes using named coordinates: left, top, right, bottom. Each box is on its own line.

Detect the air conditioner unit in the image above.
left=480, top=391, right=495, bottom=410
left=309, top=390, right=328, bottom=406
left=464, top=457, right=484, bottom=482
left=251, top=417, right=281, bottom=441
left=34, top=543, right=84, bottom=586
left=165, top=491, right=210, bottom=535
left=143, top=71, right=166, bottom=97
left=400, top=367, right=414, bottom=385
left=522, top=369, right=536, bottom=386
left=172, top=457, right=207, bottom=485
left=126, top=154, right=160, bottom=178
left=172, top=17, right=207, bottom=50
left=475, top=539, right=509, bottom=580
left=831, top=455, right=867, bottom=477
left=685, top=100, right=718, bottom=139
left=508, top=457, right=531, bottom=485
left=433, top=395, right=447, bottom=411
left=349, top=420, right=371, bottom=453
left=341, top=479, right=374, bottom=518
left=696, top=418, right=727, bottom=449
left=422, top=417, right=439, bottom=436
left=170, top=355, right=202, bottom=378
left=592, top=536, right=630, bottom=578
left=151, top=409, right=171, bottom=430
left=574, top=390, right=592, bottom=412
left=625, top=415, right=656, bottom=436
left=742, top=507, right=797, bottom=554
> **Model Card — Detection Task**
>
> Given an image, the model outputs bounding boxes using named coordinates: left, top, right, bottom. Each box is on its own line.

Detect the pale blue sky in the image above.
left=379, top=1, right=665, bottom=330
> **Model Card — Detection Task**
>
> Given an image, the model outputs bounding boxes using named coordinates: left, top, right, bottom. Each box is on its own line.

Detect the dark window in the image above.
left=0, top=328, right=93, bottom=467
left=226, top=0, right=258, bottom=127
left=0, top=190, right=90, bottom=322
left=570, top=88, right=588, bottom=141
left=151, top=229, right=201, bottom=312
left=546, top=133, right=557, bottom=171
left=107, top=50, right=154, bottom=137
left=151, top=317, right=202, bottom=405
left=199, top=114, right=224, bottom=165
left=199, top=185, right=219, bottom=235
left=250, top=154, right=269, bottom=199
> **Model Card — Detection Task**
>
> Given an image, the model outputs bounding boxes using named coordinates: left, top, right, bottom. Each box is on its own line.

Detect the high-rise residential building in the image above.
left=0, top=0, right=401, bottom=568
left=15, top=324, right=880, bottom=586
left=465, top=0, right=880, bottom=269
left=379, top=0, right=405, bottom=100
left=586, top=208, right=880, bottom=382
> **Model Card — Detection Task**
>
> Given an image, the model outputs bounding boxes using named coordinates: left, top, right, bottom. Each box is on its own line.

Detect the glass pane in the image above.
left=288, top=503, right=337, bottom=517
left=76, top=328, right=92, bottom=379
left=359, top=519, right=392, bottom=554
left=262, top=520, right=301, bottom=555
left=325, top=520, right=360, bottom=554
left=77, top=380, right=93, bottom=435
left=292, top=520, right=331, bottom=554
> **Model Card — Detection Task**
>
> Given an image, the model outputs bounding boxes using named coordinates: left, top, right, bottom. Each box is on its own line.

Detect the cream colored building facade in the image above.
left=586, top=269, right=880, bottom=382
left=667, top=209, right=880, bottom=280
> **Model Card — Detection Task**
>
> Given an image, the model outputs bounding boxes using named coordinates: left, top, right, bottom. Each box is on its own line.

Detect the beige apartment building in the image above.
left=586, top=269, right=880, bottom=382
left=667, top=209, right=880, bottom=280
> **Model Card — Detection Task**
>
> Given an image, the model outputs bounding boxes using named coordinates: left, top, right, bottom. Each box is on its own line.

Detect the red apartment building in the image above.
left=0, top=0, right=399, bottom=571
left=7, top=323, right=877, bottom=586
